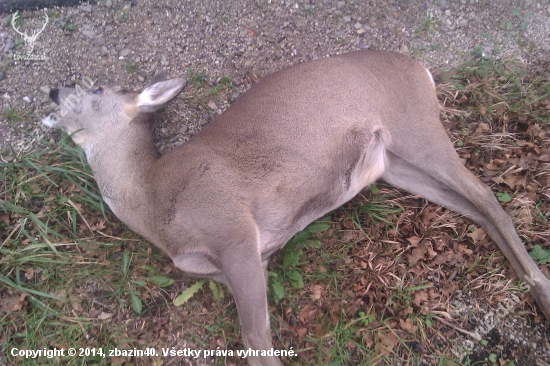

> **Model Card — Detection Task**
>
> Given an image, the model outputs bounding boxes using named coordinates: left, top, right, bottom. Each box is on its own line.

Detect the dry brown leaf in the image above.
left=421, top=210, right=440, bottom=227
left=54, top=289, right=67, bottom=302
left=98, top=311, right=113, bottom=320
left=363, top=332, right=374, bottom=348
left=92, top=220, right=106, bottom=231
left=207, top=101, right=217, bottom=110
left=494, top=105, right=507, bottom=116
left=457, top=244, right=473, bottom=256
left=295, top=327, right=307, bottom=338
left=399, top=318, right=418, bottom=334
left=467, top=227, right=486, bottom=244
left=426, top=245, right=437, bottom=260
left=329, top=301, right=340, bottom=325
left=298, top=303, right=317, bottom=324
left=243, top=26, right=255, bottom=36
left=407, top=240, right=428, bottom=265
left=486, top=160, right=502, bottom=171
left=536, top=154, right=550, bottom=162
left=406, top=236, right=422, bottom=246
left=428, top=288, right=440, bottom=300
left=431, top=252, right=450, bottom=266
left=71, top=301, right=84, bottom=312
left=475, top=122, right=491, bottom=135
left=0, top=213, right=9, bottom=225
left=413, top=291, right=429, bottom=306
left=403, top=304, right=413, bottom=316
left=310, top=285, right=323, bottom=301
left=0, top=293, right=28, bottom=314
left=24, top=268, right=35, bottom=280
left=380, top=331, right=399, bottom=348
left=503, top=173, right=526, bottom=190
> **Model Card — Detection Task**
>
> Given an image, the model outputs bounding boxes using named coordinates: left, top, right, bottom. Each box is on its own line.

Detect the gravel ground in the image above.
left=1, top=0, right=549, bottom=153
left=1, top=0, right=549, bottom=364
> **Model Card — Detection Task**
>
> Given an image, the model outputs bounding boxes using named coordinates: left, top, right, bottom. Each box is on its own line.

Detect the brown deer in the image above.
left=42, top=51, right=550, bottom=366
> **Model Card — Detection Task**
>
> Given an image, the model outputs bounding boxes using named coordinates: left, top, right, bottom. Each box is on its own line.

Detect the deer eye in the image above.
left=93, top=87, right=103, bottom=94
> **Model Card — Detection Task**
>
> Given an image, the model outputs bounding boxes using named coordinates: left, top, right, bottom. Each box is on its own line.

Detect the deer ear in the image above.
left=136, top=78, right=187, bottom=113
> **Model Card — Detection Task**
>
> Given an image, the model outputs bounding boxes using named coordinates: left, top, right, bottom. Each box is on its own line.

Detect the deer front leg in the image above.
left=221, top=245, right=283, bottom=366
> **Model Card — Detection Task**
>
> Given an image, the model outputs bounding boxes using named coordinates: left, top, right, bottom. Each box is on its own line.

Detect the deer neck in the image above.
left=84, top=123, right=158, bottom=237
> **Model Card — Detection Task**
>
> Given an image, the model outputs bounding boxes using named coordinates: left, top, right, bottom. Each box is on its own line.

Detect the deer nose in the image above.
left=49, top=89, right=60, bottom=105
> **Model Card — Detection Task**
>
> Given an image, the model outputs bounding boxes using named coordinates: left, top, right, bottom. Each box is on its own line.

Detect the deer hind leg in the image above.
left=381, top=150, right=550, bottom=319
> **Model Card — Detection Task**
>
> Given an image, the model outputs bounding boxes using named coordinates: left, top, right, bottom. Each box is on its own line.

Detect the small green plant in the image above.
left=496, top=192, right=512, bottom=202
left=60, top=21, right=76, bottom=32
left=121, top=251, right=175, bottom=314
left=14, top=39, right=24, bottom=49
left=303, top=6, right=315, bottom=15
left=439, top=52, right=550, bottom=127
left=208, top=76, right=232, bottom=96
left=424, top=312, right=435, bottom=327
left=115, top=10, right=128, bottom=22
left=173, top=279, right=224, bottom=306
left=529, top=245, right=550, bottom=265
left=219, top=75, right=231, bottom=87
left=534, top=201, right=548, bottom=224
left=499, top=20, right=513, bottom=33
left=187, top=69, right=208, bottom=88
left=268, top=219, right=330, bottom=302
left=416, top=13, right=437, bottom=35
left=356, top=311, right=375, bottom=326
left=125, top=62, right=138, bottom=73
left=499, top=8, right=528, bottom=37
left=346, top=191, right=402, bottom=231
left=470, top=45, right=486, bottom=59
left=3, top=107, right=23, bottom=122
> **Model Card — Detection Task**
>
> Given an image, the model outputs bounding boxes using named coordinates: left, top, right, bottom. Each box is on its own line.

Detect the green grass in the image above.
left=124, top=62, right=139, bottom=74
left=187, top=68, right=208, bottom=88
left=303, top=6, right=315, bottom=15
left=436, top=54, right=550, bottom=126
left=60, top=21, right=76, bottom=32
left=3, top=107, right=25, bottom=122
left=181, top=73, right=234, bottom=112
left=208, top=76, right=232, bottom=97
left=0, top=135, right=173, bottom=365
left=415, top=13, right=437, bottom=35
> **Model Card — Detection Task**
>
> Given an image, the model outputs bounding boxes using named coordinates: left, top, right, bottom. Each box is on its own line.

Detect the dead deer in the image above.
left=42, top=51, right=550, bottom=366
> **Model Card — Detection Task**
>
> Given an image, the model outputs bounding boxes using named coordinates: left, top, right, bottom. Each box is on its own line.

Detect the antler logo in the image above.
left=11, top=11, right=49, bottom=55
